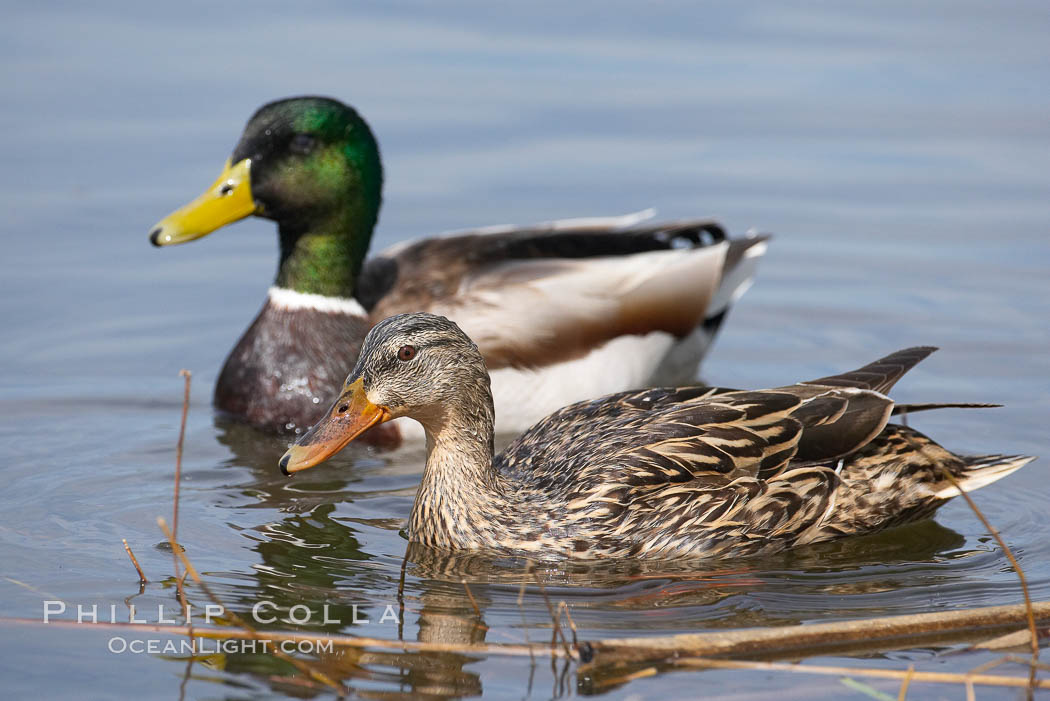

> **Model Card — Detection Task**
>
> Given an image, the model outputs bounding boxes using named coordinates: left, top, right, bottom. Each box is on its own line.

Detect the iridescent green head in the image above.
left=150, top=96, right=384, bottom=298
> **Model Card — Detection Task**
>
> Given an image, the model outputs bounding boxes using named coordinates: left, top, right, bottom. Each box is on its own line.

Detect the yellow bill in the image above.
left=149, top=158, right=257, bottom=246
left=279, top=378, right=391, bottom=475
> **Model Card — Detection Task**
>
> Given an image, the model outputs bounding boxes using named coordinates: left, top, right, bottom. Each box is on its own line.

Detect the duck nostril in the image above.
left=219, top=182, right=234, bottom=196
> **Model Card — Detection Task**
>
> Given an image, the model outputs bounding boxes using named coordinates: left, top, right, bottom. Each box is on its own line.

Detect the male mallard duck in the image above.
left=149, top=96, right=767, bottom=443
left=279, top=313, right=1034, bottom=559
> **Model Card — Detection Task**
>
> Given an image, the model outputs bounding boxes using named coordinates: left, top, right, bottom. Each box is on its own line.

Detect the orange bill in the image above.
left=279, top=378, right=391, bottom=475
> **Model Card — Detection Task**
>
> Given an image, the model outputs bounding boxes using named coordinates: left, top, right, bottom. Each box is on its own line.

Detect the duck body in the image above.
left=151, top=97, right=766, bottom=442
left=214, top=287, right=371, bottom=434
left=474, top=396, right=1008, bottom=559
left=281, top=314, right=1035, bottom=560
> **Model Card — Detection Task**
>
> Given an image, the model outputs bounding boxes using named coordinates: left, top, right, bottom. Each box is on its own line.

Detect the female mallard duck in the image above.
left=148, top=96, right=766, bottom=442
left=279, top=313, right=1034, bottom=559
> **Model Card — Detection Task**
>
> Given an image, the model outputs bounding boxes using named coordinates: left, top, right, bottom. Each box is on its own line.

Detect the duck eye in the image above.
left=397, top=345, right=417, bottom=362
left=290, top=133, right=317, bottom=155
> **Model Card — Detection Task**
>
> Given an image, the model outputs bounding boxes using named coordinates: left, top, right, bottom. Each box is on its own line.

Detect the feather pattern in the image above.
left=286, top=315, right=1036, bottom=560
left=364, top=220, right=764, bottom=370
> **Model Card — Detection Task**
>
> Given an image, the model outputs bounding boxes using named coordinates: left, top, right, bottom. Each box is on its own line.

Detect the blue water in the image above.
left=1, top=2, right=1048, bottom=698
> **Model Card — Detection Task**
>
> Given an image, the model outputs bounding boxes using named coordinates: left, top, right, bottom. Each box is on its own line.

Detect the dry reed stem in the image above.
left=999, top=654, right=1050, bottom=673
left=897, top=664, right=914, bottom=700
left=672, top=658, right=1050, bottom=691
left=168, top=371, right=193, bottom=638
left=174, top=570, right=191, bottom=627
left=173, top=369, right=190, bottom=543
left=7, top=614, right=1047, bottom=691
left=461, top=579, right=481, bottom=619
left=178, top=656, right=192, bottom=701
left=173, top=371, right=194, bottom=701
left=941, top=469, right=1039, bottom=660
left=555, top=601, right=579, bottom=647
left=170, top=565, right=190, bottom=629
left=396, top=551, right=408, bottom=642
left=170, top=552, right=189, bottom=632
left=531, top=569, right=574, bottom=659
left=968, top=656, right=1012, bottom=676
left=597, top=665, right=659, bottom=687
left=974, top=628, right=1035, bottom=650
left=460, top=579, right=489, bottom=634
left=517, top=563, right=535, bottom=662
left=588, top=600, right=1050, bottom=662
left=121, top=539, right=147, bottom=583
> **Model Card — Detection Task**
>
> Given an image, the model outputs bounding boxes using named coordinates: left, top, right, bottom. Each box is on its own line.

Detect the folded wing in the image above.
left=361, top=217, right=766, bottom=371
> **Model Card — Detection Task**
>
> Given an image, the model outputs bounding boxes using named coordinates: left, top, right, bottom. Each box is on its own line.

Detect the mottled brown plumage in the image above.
left=282, top=314, right=1035, bottom=560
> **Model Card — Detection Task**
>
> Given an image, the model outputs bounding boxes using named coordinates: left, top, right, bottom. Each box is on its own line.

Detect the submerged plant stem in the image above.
left=173, top=369, right=191, bottom=543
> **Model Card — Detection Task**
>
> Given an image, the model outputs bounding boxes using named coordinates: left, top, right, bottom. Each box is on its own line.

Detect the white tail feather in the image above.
left=933, top=455, right=1037, bottom=499
left=708, top=238, right=768, bottom=318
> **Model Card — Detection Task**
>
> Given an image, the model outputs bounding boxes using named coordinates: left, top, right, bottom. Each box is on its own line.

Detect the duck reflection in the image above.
left=211, top=512, right=490, bottom=697
left=214, top=416, right=370, bottom=513
left=195, top=423, right=485, bottom=696
left=195, top=415, right=970, bottom=697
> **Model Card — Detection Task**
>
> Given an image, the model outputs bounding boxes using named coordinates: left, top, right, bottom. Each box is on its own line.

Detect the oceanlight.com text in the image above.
left=106, top=637, right=334, bottom=655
